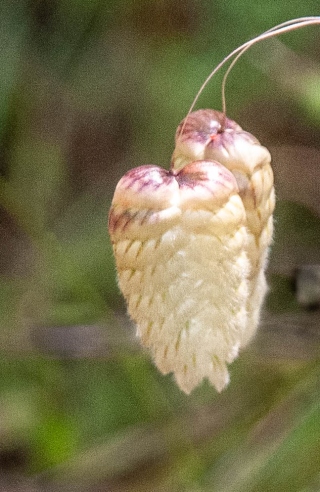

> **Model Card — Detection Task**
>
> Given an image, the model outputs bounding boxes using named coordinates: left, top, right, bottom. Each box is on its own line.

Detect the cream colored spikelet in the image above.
left=172, top=110, right=275, bottom=346
left=109, top=160, right=251, bottom=393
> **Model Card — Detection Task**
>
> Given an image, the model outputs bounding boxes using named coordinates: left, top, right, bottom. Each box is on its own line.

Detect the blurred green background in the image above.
left=1, top=1, right=320, bottom=491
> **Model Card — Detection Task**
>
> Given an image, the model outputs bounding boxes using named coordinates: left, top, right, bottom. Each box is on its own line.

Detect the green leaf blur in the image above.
left=0, top=1, right=320, bottom=490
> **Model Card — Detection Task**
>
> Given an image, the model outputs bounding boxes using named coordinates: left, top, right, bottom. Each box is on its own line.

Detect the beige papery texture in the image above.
left=173, top=110, right=275, bottom=346
left=108, top=110, right=274, bottom=394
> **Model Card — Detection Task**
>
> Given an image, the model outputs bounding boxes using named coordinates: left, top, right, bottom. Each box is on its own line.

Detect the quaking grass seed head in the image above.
left=108, top=17, right=320, bottom=393
left=109, top=159, right=249, bottom=394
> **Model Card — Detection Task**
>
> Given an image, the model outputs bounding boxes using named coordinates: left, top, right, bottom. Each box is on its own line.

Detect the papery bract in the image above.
left=173, top=110, right=275, bottom=344
left=109, top=159, right=251, bottom=393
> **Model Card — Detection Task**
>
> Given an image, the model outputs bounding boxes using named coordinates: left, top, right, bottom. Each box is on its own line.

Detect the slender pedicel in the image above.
left=177, top=16, right=320, bottom=137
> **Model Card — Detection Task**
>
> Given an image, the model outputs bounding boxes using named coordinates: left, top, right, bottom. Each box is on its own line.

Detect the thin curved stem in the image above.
left=221, top=17, right=320, bottom=114
left=178, top=17, right=320, bottom=139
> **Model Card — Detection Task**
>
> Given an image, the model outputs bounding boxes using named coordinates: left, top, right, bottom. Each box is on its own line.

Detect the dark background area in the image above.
left=0, top=1, right=320, bottom=491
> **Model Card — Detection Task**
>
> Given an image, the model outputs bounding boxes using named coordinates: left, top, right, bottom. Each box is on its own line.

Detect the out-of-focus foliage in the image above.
left=0, top=1, right=320, bottom=491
